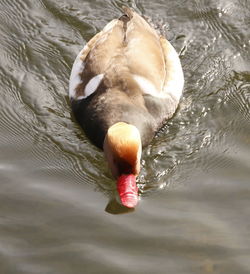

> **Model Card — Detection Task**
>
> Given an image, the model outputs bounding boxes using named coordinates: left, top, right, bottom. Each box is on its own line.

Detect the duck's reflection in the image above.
left=105, top=198, right=135, bottom=214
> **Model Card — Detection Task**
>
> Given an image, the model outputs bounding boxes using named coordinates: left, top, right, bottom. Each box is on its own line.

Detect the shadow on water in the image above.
left=0, top=0, right=250, bottom=272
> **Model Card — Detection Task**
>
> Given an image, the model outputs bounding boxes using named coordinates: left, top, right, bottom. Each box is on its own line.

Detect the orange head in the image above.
left=103, top=122, right=142, bottom=208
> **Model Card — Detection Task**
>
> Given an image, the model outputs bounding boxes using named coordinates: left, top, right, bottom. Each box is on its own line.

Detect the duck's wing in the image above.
left=69, top=18, right=124, bottom=100
left=69, top=7, right=184, bottom=102
left=123, top=8, right=184, bottom=102
left=122, top=7, right=166, bottom=93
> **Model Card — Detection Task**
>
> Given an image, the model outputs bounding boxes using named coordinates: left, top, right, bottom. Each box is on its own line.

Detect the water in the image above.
left=0, top=0, right=249, bottom=273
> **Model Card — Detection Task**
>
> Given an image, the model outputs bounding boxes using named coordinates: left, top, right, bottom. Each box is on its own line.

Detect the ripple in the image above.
left=226, top=71, right=250, bottom=121
left=0, top=0, right=249, bottom=201
left=0, top=0, right=250, bottom=273
left=193, top=0, right=249, bottom=56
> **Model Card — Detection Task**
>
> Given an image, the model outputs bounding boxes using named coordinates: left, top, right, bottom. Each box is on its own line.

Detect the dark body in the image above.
left=71, top=82, right=177, bottom=149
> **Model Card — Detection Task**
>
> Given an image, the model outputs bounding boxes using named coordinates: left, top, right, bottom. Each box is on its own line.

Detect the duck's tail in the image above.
left=119, top=6, right=134, bottom=42
left=121, top=6, right=134, bottom=19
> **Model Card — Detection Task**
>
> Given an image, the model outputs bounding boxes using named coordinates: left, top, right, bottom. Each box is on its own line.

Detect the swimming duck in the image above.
left=69, top=7, right=184, bottom=208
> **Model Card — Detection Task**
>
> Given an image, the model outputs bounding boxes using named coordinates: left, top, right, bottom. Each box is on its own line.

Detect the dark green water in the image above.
left=0, top=0, right=250, bottom=273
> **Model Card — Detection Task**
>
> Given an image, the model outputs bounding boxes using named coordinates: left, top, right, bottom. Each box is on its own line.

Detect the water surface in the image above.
left=0, top=0, right=250, bottom=273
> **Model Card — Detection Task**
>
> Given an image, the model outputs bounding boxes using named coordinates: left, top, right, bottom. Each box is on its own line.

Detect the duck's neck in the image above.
left=72, top=94, right=155, bottom=149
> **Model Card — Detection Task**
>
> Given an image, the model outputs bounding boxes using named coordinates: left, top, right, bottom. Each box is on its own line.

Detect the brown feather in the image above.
left=76, top=8, right=166, bottom=98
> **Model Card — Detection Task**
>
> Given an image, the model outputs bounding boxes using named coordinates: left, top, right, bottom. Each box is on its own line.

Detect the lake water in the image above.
left=0, top=0, right=250, bottom=273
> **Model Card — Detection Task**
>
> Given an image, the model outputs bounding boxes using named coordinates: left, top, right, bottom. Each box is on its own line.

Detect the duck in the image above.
left=69, top=7, right=184, bottom=208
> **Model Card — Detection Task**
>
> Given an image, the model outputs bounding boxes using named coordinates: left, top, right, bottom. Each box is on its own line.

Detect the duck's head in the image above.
left=103, top=122, right=141, bottom=208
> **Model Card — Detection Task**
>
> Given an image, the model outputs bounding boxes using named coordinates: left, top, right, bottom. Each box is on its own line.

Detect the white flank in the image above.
left=69, top=48, right=86, bottom=100
left=84, top=74, right=104, bottom=98
left=162, top=40, right=184, bottom=101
